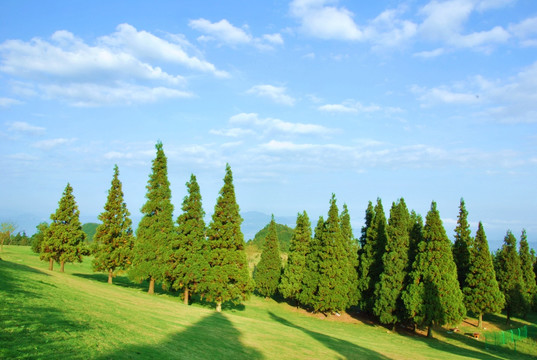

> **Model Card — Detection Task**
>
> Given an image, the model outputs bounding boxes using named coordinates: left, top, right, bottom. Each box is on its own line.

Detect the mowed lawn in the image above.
left=1, top=246, right=537, bottom=359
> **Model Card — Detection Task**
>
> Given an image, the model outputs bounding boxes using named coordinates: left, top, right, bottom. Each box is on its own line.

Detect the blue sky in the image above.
left=1, top=0, right=536, bottom=248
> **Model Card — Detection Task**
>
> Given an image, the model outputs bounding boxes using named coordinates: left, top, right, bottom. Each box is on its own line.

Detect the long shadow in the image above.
left=96, top=312, right=262, bottom=360
left=0, top=259, right=51, bottom=298
left=268, top=311, right=390, bottom=359
left=72, top=272, right=170, bottom=296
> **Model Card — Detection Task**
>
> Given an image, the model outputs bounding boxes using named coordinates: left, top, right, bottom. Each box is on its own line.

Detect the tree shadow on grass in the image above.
left=96, top=311, right=262, bottom=360
left=268, top=311, right=390, bottom=359
left=72, top=272, right=170, bottom=296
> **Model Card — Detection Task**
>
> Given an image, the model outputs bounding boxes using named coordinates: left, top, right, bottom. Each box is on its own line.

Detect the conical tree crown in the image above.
left=452, top=199, right=473, bottom=290
left=45, top=183, right=87, bottom=266
left=165, top=174, right=208, bottom=295
left=341, top=203, right=359, bottom=306
left=254, top=215, right=282, bottom=297
left=93, top=165, right=134, bottom=275
left=131, top=142, right=175, bottom=283
left=299, top=216, right=324, bottom=309
left=279, top=211, right=311, bottom=301
left=205, top=164, right=252, bottom=305
left=519, top=229, right=536, bottom=307
left=463, top=222, right=504, bottom=316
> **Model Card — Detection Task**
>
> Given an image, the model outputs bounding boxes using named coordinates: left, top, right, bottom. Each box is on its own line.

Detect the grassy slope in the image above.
left=1, top=246, right=536, bottom=360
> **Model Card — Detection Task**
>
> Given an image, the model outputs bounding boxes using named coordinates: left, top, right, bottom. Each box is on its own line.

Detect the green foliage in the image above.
left=279, top=211, right=311, bottom=302
left=31, top=222, right=48, bottom=254
left=519, top=229, right=537, bottom=309
left=358, top=199, right=388, bottom=314
left=9, top=232, right=30, bottom=246
left=205, top=164, right=253, bottom=309
left=495, top=230, right=527, bottom=321
left=340, top=204, right=359, bottom=306
left=43, top=183, right=87, bottom=269
left=130, top=142, right=175, bottom=288
left=0, top=222, right=16, bottom=251
left=452, top=199, right=473, bottom=291
left=402, top=202, right=466, bottom=336
left=374, top=198, right=410, bottom=326
left=254, top=216, right=282, bottom=297
left=92, top=165, right=135, bottom=281
left=248, top=222, right=294, bottom=253
left=165, top=174, right=208, bottom=302
left=82, top=223, right=99, bottom=243
left=299, top=216, right=324, bottom=309
left=463, top=222, right=504, bottom=325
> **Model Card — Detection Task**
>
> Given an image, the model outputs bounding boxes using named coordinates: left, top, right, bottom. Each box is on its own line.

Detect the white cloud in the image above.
left=413, top=48, right=446, bottom=58
left=189, top=18, right=283, bottom=50
left=509, top=16, right=537, bottom=47
left=7, top=121, right=45, bottom=135
left=5, top=153, right=39, bottom=161
left=229, top=112, right=333, bottom=135
left=32, top=138, right=76, bottom=149
left=103, top=151, right=133, bottom=160
left=413, top=86, right=481, bottom=106
left=318, top=101, right=381, bottom=113
left=0, top=97, right=22, bottom=107
left=247, top=84, right=295, bottom=106
left=209, top=128, right=255, bottom=137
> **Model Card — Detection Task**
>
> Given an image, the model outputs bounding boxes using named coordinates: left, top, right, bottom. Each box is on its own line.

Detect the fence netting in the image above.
left=482, top=325, right=528, bottom=351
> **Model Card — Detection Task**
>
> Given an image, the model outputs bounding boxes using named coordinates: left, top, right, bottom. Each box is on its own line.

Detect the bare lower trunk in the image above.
left=478, top=313, right=483, bottom=329
left=60, top=261, right=65, bottom=273
left=506, top=311, right=510, bottom=325
left=49, top=258, right=54, bottom=271
left=184, top=288, right=189, bottom=305
left=108, top=269, right=113, bottom=284
left=427, top=325, right=433, bottom=338
left=216, top=301, right=222, bottom=312
left=148, top=277, right=155, bottom=294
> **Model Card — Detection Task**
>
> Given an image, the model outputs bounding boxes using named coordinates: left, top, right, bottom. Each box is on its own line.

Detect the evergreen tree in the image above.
left=31, top=222, right=48, bottom=254
left=92, top=165, right=135, bottom=284
left=407, top=211, right=423, bottom=274
left=452, top=198, right=473, bottom=291
left=165, top=174, right=208, bottom=305
left=519, top=229, right=536, bottom=311
left=495, top=231, right=526, bottom=323
left=340, top=204, right=359, bottom=306
left=402, top=202, right=465, bottom=338
left=299, top=216, right=324, bottom=309
left=254, top=215, right=282, bottom=298
left=205, top=164, right=252, bottom=312
left=463, top=222, right=504, bottom=328
left=44, top=183, right=87, bottom=272
left=279, top=211, right=311, bottom=303
left=374, top=198, right=410, bottom=328
left=130, top=142, right=175, bottom=294
left=358, top=198, right=388, bottom=314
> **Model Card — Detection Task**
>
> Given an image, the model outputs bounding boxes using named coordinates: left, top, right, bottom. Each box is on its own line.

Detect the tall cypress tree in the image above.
left=130, top=142, right=175, bottom=294
left=374, top=198, right=410, bottom=328
left=357, top=201, right=375, bottom=310
left=300, top=216, right=324, bottom=310
left=205, top=164, right=252, bottom=312
left=254, top=215, right=282, bottom=298
left=402, top=202, right=465, bottom=338
left=452, top=199, right=473, bottom=291
left=165, top=174, right=208, bottom=305
left=92, top=165, right=134, bottom=284
left=495, top=231, right=526, bottom=323
left=519, top=229, right=536, bottom=311
left=280, top=211, right=311, bottom=303
left=463, top=222, right=504, bottom=328
left=358, top=198, right=388, bottom=314
left=340, top=204, right=359, bottom=306
left=44, top=183, right=87, bottom=273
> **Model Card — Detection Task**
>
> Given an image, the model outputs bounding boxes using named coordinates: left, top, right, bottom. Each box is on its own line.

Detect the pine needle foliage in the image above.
left=374, top=198, right=410, bottom=327
left=340, top=204, right=359, bottom=306
left=43, top=183, right=87, bottom=272
left=205, top=164, right=252, bottom=311
left=254, top=215, right=282, bottom=298
left=299, top=216, right=324, bottom=310
left=463, top=222, right=504, bottom=328
left=130, top=142, right=175, bottom=294
left=402, top=202, right=466, bottom=338
left=279, top=211, right=311, bottom=302
left=165, top=174, right=208, bottom=304
left=32, top=222, right=48, bottom=254
left=519, top=229, right=537, bottom=310
left=452, top=199, right=473, bottom=291
left=495, top=230, right=526, bottom=323
left=357, top=201, right=375, bottom=309
left=92, top=165, right=134, bottom=284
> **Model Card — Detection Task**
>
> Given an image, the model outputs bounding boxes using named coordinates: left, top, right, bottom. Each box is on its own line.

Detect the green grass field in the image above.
left=2, top=246, right=537, bottom=359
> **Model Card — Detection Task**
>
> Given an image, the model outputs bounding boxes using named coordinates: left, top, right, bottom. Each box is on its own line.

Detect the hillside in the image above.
left=2, top=246, right=536, bottom=360
left=82, top=222, right=99, bottom=243
left=247, top=222, right=294, bottom=253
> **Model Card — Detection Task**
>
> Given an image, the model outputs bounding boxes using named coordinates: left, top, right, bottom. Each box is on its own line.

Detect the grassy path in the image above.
left=1, top=246, right=536, bottom=359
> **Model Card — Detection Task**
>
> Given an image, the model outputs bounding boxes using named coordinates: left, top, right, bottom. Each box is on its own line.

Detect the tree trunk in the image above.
left=184, top=288, right=189, bottom=305
left=60, top=261, right=65, bottom=273
left=506, top=310, right=510, bottom=325
left=49, top=258, right=54, bottom=271
left=148, top=277, right=155, bottom=295
left=427, top=325, right=433, bottom=338
left=108, top=269, right=113, bottom=284
left=216, top=301, right=222, bottom=312
left=478, top=313, right=483, bottom=329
